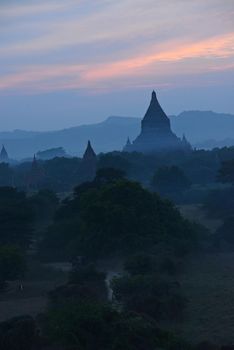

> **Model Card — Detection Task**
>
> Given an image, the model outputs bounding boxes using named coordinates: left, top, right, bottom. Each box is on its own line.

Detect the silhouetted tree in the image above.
left=0, top=245, right=25, bottom=289
left=218, top=160, right=234, bottom=184
left=0, top=163, right=13, bottom=187
left=152, top=166, right=191, bottom=195
left=0, top=187, right=33, bottom=248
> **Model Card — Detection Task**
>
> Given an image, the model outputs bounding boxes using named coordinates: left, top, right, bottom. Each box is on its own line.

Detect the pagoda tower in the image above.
left=0, top=145, right=9, bottom=163
left=79, top=141, right=97, bottom=182
left=27, top=155, right=44, bottom=190
left=124, top=91, right=191, bottom=153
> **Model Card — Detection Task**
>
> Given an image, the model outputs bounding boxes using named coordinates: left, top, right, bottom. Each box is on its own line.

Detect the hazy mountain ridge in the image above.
left=1, top=111, right=234, bottom=159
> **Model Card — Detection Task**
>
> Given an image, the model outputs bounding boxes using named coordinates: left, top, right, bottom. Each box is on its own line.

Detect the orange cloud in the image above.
left=0, top=33, right=233, bottom=94
left=84, top=33, right=234, bottom=81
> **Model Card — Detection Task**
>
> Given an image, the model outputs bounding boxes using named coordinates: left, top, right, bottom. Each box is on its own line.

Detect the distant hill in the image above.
left=171, top=111, right=234, bottom=144
left=0, top=111, right=234, bottom=159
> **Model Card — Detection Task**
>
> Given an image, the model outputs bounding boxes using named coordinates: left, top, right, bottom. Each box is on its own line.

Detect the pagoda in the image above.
left=124, top=91, right=191, bottom=153
left=79, top=141, right=97, bottom=181
left=27, top=155, right=44, bottom=189
left=0, top=145, right=9, bottom=163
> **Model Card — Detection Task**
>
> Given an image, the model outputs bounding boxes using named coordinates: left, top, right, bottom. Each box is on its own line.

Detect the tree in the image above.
left=98, top=153, right=130, bottom=174
left=216, top=217, right=234, bottom=245
left=0, top=187, right=33, bottom=248
left=0, top=163, right=13, bottom=187
left=152, top=166, right=191, bottom=196
left=40, top=178, right=204, bottom=260
left=49, top=264, right=107, bottom=306
left=111, top=273, right=187, bottom=321
left=0, top=245, right=25, bottom=289
left=218, top=160, right=234, bottom=184
left=124, top=254, right=154, bottom=275
left=0, top=316, right=35, bottom=350
left=44, top=301, right=189, bottom=350
left=28, top=189, right=59, bottom=221
left=94, top=167, right=125, bottom=184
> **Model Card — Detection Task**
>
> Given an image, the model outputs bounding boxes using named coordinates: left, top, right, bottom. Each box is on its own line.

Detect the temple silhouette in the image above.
left=0, top=145, right=9, bottom=163
left=79, top=140, right=97, bottom=182
left=123, top=91, right=191, bottom=153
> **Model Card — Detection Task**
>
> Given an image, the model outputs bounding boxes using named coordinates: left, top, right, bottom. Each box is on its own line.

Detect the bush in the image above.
left=0, top=245, right=25, bottom=288
left=0, top=316, right=35, bottom=350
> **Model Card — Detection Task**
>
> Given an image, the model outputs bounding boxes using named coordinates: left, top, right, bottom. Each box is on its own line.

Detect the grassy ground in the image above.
left=164, top=252, right=234, bottom=346
left=0, top=261, right=67, bottom=322
left=179, top=204, right=222, bottom=233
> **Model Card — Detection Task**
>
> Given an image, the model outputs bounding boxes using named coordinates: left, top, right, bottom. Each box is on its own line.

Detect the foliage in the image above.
left=203, top=187, right=234, bottom=219
left=0, top=187, right=33, bottom=248
left=218, top=160, right=234, bottom=184
left=0, top=163, right=13, bottom=187
left=0, top=245, right=25, bottom=283
left=49, top=264, right=107, bottom=306
left=111, top=273, right=186, bottom=321
left=44, top=301, right=190, bottom=350
left=0, top=316, right=35, bottom=350
left=152, top=165, right=191, bottom=196
left=94, top=167, right=125, bottom=184
left=124, top=253, right=154, bottom=275
left=28, top=189, right=59, bottom=221
left=216, top=217, right=234, bottom=245
left=98, top=153, right=131, bottom=174
left=40, top=177, right=203, bottom=260
left=42, top=157, right=82, bottom=191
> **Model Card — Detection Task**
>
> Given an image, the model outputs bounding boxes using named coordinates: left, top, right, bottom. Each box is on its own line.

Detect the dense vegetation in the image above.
left=1, top=146, right=234, bottom=349
left=0, top=146, right=234, bottom=195
left=39, top=169, right=204, bottom=261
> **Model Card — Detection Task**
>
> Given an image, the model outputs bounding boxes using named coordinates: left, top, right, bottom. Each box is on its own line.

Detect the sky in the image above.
left=0, top=0, right=234, bottom=131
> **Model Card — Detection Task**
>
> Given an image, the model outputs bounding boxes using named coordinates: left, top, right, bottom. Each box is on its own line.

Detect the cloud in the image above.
left=0, top=1, right=74, bottom=18
left=0, top=0, right=233, bottom=95
left=0, top=32, right=233, bottom=94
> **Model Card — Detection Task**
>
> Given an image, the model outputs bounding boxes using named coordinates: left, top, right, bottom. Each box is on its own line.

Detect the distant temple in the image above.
left=123, top=91, right=191, bottom=153
left=0, top=145, right=9, bottom=163
left=27, top=155, right=44, bottom=189
left=79, top=140, right=97, bottom=182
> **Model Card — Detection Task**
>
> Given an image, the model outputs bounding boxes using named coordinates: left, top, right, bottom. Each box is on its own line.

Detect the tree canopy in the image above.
left=40, top=173, right=204, bottom=260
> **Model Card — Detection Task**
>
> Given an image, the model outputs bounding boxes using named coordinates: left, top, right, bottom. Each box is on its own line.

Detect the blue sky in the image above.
left=0, top=0, right=234, bottom=130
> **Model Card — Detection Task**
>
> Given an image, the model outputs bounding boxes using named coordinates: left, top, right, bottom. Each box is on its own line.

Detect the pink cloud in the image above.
left=0, top=33, right=233, bottom=94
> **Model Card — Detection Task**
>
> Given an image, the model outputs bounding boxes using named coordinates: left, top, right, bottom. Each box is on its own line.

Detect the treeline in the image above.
left=0, top=187, right=59, bottom=289
left=1, top=146, right=234, bottom=194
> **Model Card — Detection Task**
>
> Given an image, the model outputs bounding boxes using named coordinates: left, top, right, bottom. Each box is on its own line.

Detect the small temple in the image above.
left=0, top=145, right=9, bottom=163
left=123, top=91, right=191, bottom=153
left=79, top=140, right=97, bottom=181
left=27, top=155, right=44, bottom=189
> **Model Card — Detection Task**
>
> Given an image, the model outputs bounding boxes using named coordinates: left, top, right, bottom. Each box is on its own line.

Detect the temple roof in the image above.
left=141, top=91, right=170, bottom=131
left=0, top=145, right=9, bottom=161
left=83, top=140, right=96, bottom=161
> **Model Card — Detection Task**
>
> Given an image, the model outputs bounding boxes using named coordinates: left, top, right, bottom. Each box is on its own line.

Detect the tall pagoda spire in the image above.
left=141, top=90, right=170, bottom=132
left=0, top=145, right=9, bottom=163
left=123, top=137, right=132, bottom=152
left=27, top=154, right=44, bottom=190
left=79, top=140, right=97, bottom=182
left=125, top=90, right=191, bottom=153
left=83, top=140, right=96, bottom=161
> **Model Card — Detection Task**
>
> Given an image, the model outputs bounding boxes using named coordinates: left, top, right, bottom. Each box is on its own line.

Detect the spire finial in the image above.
left=152, top=90, right=156, bottom=100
